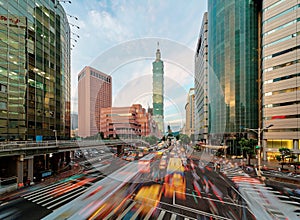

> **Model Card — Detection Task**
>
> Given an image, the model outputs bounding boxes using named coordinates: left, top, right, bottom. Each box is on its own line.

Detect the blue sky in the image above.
left=64, top=0, right=207, bottom=131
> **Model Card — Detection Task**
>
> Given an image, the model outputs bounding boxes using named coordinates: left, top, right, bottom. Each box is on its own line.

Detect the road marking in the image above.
left=40, top=187, right=85, bottom=206
left=23, top=181, right=68, bottom=198
left=175, top=191, right=248, bottom=208
left=170, top=213, right=177, bottom=220
left=30, top=183, right=74, bottom=202
left=103, top=199, right=131, bottom=220
left=47, top=188, right=89, bottom=210
left=157, top=210, right=166, bottom=220
left=23, top=182, right=71, bottom=199
left=144, top=207, right=155, bottom=220
left=116, top=202, right=136, bottom=220
left=173, top=203, right=231, bottom=220
left=130, top=205, right=143, bottom=220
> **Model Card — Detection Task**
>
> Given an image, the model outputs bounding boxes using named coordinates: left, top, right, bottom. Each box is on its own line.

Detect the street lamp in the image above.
left=244, top=124, right=273, bottom=177
left=53, top=130, right=58, bottom=146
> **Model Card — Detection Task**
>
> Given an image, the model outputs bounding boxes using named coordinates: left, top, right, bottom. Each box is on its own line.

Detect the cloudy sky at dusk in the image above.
left=64, top=0, right=207, bottom=131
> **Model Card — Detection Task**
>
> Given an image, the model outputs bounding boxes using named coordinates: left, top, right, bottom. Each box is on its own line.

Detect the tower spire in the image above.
left=156, top=42, right=161, bottom=61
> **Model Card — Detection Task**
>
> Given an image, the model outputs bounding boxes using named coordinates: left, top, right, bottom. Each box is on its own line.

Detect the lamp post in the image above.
left=53, top=130, right=58, bottom=146
left=244, top=124, right=273, bottom=177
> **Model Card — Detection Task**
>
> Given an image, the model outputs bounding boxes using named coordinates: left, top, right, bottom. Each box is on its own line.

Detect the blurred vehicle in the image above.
left=164, top=158, right=186, bottom=199
left=134, top=184, right=162, bottom=215
left=159, top=159, right=167, bottom=169
left=125, top=155, right=135, bottom=161
left=164, top=173, right=186, bottom=199
left=138, top=153, right=156, bottom=173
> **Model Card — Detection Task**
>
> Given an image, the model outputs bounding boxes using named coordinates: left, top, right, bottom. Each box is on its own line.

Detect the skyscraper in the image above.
left=208, top=0, right=260, bottom=149
left=195, top=12, right=209, bottom=144
left=0, top=0, right=71, bottom=141
left=152, top=44, right=164, bottom=135
left=78, top=66, right=112, bottom=137
left=262, top=0, right=300, bottom=160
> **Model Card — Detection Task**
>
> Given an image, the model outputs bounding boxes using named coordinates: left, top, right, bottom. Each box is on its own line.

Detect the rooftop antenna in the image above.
left=156, top=41, right=161, bottom=61
left=54, top=0, right=71, bottom=8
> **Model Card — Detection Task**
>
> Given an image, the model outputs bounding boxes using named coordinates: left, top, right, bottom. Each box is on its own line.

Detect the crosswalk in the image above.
left=221, top=165, right=300, bottom=219
left=21, top=175, right=101, bottom=210
left=221, top=167, right=246, bottom=178
left=101, top=199, right=197, bottom=220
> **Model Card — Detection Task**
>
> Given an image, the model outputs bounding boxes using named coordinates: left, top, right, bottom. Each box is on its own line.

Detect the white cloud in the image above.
left=66, top=0, right=207, bottom=122
left=88, top=10, right=132, bottom=42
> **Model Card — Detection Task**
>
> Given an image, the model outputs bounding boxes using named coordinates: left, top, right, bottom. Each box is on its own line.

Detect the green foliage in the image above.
left=215, top=150, right=224, bottom=157
left=179, top=134, right=190, bottom=145
left=275, top=155, right=282, bottom=162
left=144, top=135, right=158, bottom=145
left=277, top=148, right=294, bottom=169
left=238, top=138, right=257, bottom=165
left=193, top=145, right=201, bottom=151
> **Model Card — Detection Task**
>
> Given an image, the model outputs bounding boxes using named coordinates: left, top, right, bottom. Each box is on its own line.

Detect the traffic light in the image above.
left=255, top=145, right=260, bottom=149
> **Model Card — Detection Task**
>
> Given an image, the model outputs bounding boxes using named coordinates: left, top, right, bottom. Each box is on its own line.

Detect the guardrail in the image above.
left=0, top=139, right=150, bottom=155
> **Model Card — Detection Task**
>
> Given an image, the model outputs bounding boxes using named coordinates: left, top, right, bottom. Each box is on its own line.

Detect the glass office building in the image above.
left=208, top=0, right=260, bottom=147
left=0, top=0, right=71, bottom=141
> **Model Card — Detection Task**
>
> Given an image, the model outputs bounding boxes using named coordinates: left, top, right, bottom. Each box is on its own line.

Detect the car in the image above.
left=159, top=159, right=167, bottom=169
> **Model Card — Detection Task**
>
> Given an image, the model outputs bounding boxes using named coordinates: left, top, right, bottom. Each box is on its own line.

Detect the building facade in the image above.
left=0, top=0, right=71, bottom=141
left=262, top=0, right=300, bottom=160
left=208, top=0, right=260, bottom=152
left=194, top=12, right=209, bottom=144
left=152, top=45, right=164, bottom=135
left=99, top=104, right=151, bottom=139
left=78, top=66, right=112, bottom=137
left=185, top=88, right=195, bottom=139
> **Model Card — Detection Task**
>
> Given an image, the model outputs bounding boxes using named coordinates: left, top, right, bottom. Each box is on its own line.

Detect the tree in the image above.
left=144, top=135, right=158, bottom=145
left=179, top=134, right=190, bottom=145
left=238, top=138, right=256, bottom=166
left=277, top=148, right=292, bottom=170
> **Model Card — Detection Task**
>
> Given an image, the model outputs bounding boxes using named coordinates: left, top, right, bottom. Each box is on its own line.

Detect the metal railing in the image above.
left=0, top=139, right=150, bottom=153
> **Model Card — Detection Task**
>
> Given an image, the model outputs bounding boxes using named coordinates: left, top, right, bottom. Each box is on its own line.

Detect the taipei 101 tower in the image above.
left=152, top=43, right=164, bottom=134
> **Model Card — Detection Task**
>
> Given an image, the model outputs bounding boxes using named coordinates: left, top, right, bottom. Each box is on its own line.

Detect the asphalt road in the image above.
left=1, top=145, right=286, bottom=220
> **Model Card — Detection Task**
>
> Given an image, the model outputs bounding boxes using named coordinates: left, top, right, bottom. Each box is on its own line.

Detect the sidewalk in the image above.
left=0, top=165, right=83, bottom=200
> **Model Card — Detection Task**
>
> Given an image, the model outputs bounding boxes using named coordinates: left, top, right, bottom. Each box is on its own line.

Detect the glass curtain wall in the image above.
left=0, top=0, right=70, bottom=141
left=208, top=0, right=259, bottom=148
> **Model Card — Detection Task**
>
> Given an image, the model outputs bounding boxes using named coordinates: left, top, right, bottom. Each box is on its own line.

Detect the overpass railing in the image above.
left=0, top=139, right=149, bottom=152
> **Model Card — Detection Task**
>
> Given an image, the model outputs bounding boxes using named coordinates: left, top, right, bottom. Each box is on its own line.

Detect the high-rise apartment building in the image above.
left=208, top=1, right=260, bottom=150
left=152, top=44, right=164, bottom=135
left=262, top=0, right=300, bottom=160
left=185, top=88, right=195, bottom=139
left=0, top=0, right=71, bottom=141
left=78, top=66, right=112, bottom=137
left=195, top=12, right=209, bottom=144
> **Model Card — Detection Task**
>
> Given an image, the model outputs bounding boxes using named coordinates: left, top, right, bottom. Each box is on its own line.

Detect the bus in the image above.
left=138, top=153, right=156, bottom=173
